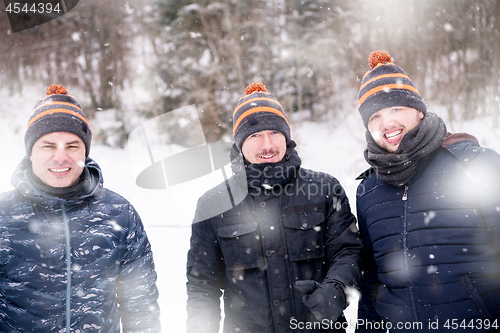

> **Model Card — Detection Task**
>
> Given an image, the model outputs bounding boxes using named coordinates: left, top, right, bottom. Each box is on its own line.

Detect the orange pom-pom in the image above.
left=245, top=82, right=266, bottom=95
left=45, top=84, right=68, bottom=96
left=368, top=51, right=392, bottom=69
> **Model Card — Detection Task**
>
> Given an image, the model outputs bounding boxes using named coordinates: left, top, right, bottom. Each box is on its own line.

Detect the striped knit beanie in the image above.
left=25, top=84, right=92, bottom=157
left=358, top=51, right=427, bottom=128
left=233, top=82, right=290, bottom=150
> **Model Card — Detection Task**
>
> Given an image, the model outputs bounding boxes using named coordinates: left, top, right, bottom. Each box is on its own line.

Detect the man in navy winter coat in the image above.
left=355, top=51, right=500, bottom=332
left=0, top=85, right=161, bottom=332
left=186, top=82, right=364, bottom=333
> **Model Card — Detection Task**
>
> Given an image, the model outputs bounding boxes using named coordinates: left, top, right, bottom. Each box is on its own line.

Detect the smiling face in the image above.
left=30, top=132, right=86, bottom=188
left=241, top=130, right=287, bottom=164
left=367, top=106, right=424, bottom=153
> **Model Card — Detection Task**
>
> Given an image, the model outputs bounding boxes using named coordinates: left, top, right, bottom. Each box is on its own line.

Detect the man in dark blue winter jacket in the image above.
left=0, top=85, right=161, bottom=332
left=186, top=82, right=364, bottom=333
left=355, top=51, right=500, bottom=333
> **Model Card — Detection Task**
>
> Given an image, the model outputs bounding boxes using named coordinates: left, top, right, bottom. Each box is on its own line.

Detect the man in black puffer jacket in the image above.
left=355, top=51, right=500, bottom=332
left=186, top=82, right=364, bottom=333
left=0, top=85, right=160, bottom=332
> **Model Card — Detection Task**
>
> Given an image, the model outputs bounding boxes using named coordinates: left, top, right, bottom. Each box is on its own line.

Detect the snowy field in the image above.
left=1, top=93, right=499, bottom=332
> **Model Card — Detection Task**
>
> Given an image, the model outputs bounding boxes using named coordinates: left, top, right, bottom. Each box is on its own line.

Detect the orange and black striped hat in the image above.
left=233, top=82, right=290, bottom=150
left=358, top=51, right=427, bottom=127
left=25, top=84, right=92, bottom=157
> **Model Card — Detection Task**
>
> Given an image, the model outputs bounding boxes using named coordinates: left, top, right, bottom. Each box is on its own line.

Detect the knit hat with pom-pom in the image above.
left=25, top=84, right=92, bottom=157
left=358, top=51, right=427, bottom=128
left=233, top=82, right=290, bottom=150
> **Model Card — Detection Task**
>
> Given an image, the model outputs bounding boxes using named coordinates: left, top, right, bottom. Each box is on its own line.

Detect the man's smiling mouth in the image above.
left=49, top=168, right=70, bottom=173
left=259, top=154, right=276, bottom=159
left=385, top=129, right=402, bottom=140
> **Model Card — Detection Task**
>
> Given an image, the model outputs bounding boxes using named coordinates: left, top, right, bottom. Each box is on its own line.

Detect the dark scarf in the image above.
left=364, top=112, right=447, bottom=187
left=27, top=167, right=98, bottom=201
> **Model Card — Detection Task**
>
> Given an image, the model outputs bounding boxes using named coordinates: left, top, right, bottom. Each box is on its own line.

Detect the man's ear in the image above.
left=419, top=111, right=425, bottom=119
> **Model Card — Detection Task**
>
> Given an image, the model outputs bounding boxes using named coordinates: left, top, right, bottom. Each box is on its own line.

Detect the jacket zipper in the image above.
left=401, top=186, right=422, bottom=332
left=61, top=203, right=72, bottom=333
left=402, top=185, right=408, bottom=201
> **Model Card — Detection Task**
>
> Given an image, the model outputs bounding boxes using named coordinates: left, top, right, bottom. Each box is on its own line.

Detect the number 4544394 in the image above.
left=6, top=2, right=61, bottom=14
left=444, top=319, right=498, bottom=330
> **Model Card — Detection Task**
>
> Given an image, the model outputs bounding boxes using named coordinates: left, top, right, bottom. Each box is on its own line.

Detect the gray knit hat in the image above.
left=358, top=51, right=427, bottom=128
left=232, top=82, right=290, bottom=150
left=25, top=84, right=92, bottom=157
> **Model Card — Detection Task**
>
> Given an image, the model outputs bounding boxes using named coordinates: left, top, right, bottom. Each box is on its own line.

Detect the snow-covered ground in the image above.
left=1, top=90, right=499, bottom=332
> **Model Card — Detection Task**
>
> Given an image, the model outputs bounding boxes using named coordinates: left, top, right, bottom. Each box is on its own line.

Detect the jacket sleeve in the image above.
left=322, top=178, right=364, bottom=300
left=186, top=216, right=225, bottom=333
left=355, top=197, right=386, bottom=333
left=469, top=147, right=500, bottom=252
left=116, top=205, right=161, bottom=333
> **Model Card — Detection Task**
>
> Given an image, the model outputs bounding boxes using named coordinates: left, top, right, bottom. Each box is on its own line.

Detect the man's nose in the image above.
left=381, top=114, right=395, bottom=129
left=52, top=148, right=68, bottom=163
left=261, top=134, right=274, bottom=150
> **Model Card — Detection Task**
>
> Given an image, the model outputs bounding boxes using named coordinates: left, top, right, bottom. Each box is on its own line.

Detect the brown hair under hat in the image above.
left=232, top=82, right=290, bottom=150
left=25, top=84, right=92, bottom=157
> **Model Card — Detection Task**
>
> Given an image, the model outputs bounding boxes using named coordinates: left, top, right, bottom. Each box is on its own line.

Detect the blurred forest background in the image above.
left=1, top=0, right=499, bottom=146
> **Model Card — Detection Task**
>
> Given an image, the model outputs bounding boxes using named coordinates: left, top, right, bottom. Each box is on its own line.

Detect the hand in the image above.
left=294, top=280, right=346, bottom=322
